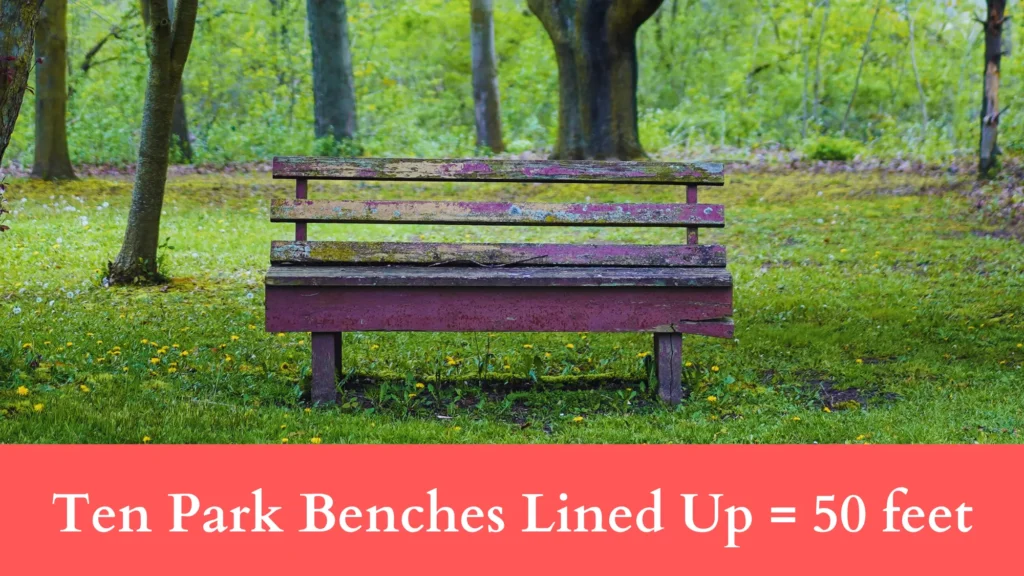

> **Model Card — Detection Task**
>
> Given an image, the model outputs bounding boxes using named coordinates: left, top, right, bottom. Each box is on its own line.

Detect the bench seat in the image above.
left=265, top=265, right=732, bottom=288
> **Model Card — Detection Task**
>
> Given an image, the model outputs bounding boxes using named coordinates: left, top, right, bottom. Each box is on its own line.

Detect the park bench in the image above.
left=265, top=157, right=733, bottom=405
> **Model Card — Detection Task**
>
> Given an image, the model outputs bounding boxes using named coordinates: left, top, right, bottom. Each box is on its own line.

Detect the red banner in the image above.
left=0, top=446, right=1019, bottom=574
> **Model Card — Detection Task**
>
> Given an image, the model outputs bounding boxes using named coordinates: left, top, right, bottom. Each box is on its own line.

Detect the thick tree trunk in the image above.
left=141, top=0, right=193, bottom=163
left=307, top=0, right=357, bottom=143
left=979, top=0, right=1006, bottom=177
left=528, top=0, right=662, bottom=160
left=0, top=2, right=42, bottom=164
left=108, top=0, right=198, bottom=285
left=31, top=0, right=76, bottom=180
left=470, top=0, right=504, bottom=153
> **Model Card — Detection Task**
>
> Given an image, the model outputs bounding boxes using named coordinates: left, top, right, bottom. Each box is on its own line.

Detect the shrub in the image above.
left=804, top=136, right=862, bottom=162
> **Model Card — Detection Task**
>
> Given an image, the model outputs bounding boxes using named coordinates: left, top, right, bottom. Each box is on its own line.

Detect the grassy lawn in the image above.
left=1, top=169, right=1022, bottom=444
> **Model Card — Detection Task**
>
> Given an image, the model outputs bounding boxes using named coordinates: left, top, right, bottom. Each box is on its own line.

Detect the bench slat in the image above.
left=270, top=199, right=725, bottom=227
left=273, top=157, right=725, bottom=185
left=270, top=241, right=727, bottom=267
left=265, top=265, right=732, bottom=288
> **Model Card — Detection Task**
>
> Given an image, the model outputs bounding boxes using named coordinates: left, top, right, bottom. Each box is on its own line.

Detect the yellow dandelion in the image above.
left=247, top=324, right=256, bottom=330
left=823, top=406, right=832, bottom=413
left=230, top=335, right=239, bottom=341
left=281, top=438, right=289, bottom=444
left=141, top=339, right=148, bottom=344
left=79, top=385, right=90, bottom=393
left=446, top=356, right=459, bottom=366
left=21, top=343, right=32, bottom=349
left=408, top=393, right=417, bottom=399
left=143, top=436, right=151, bottom=444
left=224, top=354, right=233, bottom=362
left=122, top=367, right=129, bottom=372
left=792, top=416, right=801, bottom=422
left=304, top=408, right=312, bottom=414
left=370, top=344, right=380, bottom=350
left=523, top=344, right=533, bottom=349
left=310, top=437, right=322, bottom=444
left=96, top=340, right=102, bottom=345
left=711, top=366, right=719, bottom=372
left=856, top=434, right=866, bottom=441
left=544, top=352, right=552, bottom=358
left=684, top=361, right=693, bottom=367
left=65, top=342, right=73, bottom=348
left=415, top=383, right=425, bottom=389
left=167, top=367, right=177, bottom=374
left=565, top=343, right=575, bottom=349
left=172, top=344, right=179, bottom=348
left=573, top=416, right=584, bottom=422
left=280, top=424, right=287, bottom=429
left=276, top=332, right=285, bottom=337
left=1018, top=343, right=1023, bottom=348
left=150, top=358, right=160, bottom=364
left=707, top=395, right=717, bottom=403
left=33, top=403, right=44, bottom=413
left=180, top=350, right=189, bottom=356
left=43, top=341, right=50, bottom=345
left=16, top=386, right=29, bottom=396
left=636, top=351, right=650, bottom=358
left=453, top=426, right=462, bottom=432
left=855, top=358, right=863, bottom=364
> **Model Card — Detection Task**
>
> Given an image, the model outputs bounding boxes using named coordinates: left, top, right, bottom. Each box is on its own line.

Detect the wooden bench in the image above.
left=265, top=157, right=733, bottom=405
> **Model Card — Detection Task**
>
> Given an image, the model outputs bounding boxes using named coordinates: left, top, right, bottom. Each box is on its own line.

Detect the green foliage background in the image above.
left=3, top=0, right=1020, bottom=165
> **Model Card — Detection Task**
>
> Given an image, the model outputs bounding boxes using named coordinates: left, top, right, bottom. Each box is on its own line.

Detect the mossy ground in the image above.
left=1, top=170, right=1022, bottom=443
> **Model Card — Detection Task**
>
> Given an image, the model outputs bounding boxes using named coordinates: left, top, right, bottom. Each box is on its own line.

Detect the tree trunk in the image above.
left=841, top=0, right=882, bottom=133
left=0, top=1, right=42, bottom=164
left=307, top=0, right=357, bottom=143
left=141, top=0, right=193, bottom=163
left=31, top=0, right=76, bottom=180
left=470, top=0, right=504, bottom=153
left=528, top=0, right=663, bottom=160
left=108, top=0, right=198, bottom=285
left=979, top=0, right=1006, bottom=178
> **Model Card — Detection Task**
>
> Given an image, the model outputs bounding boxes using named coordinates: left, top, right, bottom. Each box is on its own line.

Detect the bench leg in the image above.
left=332, top=332, right=343, bottom=376
left=311, top=332, right=339, bottom=405
left=654, top=333, right=683, bottom=404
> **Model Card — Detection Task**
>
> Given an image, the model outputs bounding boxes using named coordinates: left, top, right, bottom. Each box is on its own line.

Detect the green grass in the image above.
left=1, top=170, right=1022, bottom=444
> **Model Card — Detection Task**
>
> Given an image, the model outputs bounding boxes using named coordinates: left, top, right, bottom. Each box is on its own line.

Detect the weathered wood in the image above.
left=654, top=333, right=683, bottom=404
left=265, top=265, right=732, bottom=288
left=295, top=178, right=307, bottom=242
left=271, top=241, right=728, bottom=267
left=273, top=157, right=724, bottom=185
left=270, top=199, right=725, bottom=227
left=311, top=332, right=339, bottom=404
left=266, top=286, right=734, bottom=334
left=686, top=185, right=699, bottom=245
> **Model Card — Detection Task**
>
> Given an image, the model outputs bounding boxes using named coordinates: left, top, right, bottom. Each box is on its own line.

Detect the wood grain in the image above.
left=270, top=241, right=728, bottom=267
left=265, top=265, right=733, bottom=288
left=273, top=157, right=725, bottom=185
left=270, top=199, right=725, bottom=227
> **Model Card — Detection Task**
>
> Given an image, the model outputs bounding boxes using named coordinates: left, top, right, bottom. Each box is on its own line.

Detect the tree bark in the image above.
left=307, top=0, right=357, bottom=143
left=141, top=0, right=193, bottom=163
left=528, top=0, right=663, bottom=160
left=979, top=0, right=1006, bottom=177
left=470, top=0, right=504, bottom=153
left=0, top=1, right=42, bottom=164
left=31, top=0, right=76, bottom=180
left=108, top=0, right=198, bottom=284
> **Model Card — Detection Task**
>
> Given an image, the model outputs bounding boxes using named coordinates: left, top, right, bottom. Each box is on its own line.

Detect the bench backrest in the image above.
left=270, top=157, right=726, bottom=267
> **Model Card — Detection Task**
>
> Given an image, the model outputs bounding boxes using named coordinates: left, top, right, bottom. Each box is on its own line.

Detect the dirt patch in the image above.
left=805, top=378, right=900, bottom=410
